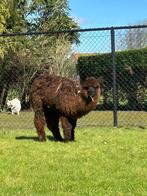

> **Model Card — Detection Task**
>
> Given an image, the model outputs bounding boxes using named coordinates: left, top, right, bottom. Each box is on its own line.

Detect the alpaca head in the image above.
left=80, top=77, right=101, bottom=102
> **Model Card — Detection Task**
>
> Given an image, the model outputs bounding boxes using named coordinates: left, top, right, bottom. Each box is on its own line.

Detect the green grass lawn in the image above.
left=0, top=127, right=147, bottom=195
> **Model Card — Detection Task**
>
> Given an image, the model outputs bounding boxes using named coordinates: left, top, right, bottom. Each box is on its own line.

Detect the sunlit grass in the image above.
left=0, top=127, right=147, bottom=195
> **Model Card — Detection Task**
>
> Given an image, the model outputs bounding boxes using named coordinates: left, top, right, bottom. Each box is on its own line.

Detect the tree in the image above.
left=0, top=0, right=79, bottom=110
left=124, top=21, right=147, bottom=49
left=0, top=0, right=10, bottom=57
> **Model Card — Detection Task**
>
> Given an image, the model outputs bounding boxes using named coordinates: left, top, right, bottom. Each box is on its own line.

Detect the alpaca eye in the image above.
left=95, top=85, right=100, bottom=89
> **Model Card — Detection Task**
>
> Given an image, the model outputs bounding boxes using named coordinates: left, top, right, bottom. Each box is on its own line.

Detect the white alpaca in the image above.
left=7, top=98, right=21, bottom=115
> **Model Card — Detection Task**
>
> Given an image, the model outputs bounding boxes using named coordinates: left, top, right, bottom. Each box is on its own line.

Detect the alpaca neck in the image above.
left=76, top=95, right=96, bottom=117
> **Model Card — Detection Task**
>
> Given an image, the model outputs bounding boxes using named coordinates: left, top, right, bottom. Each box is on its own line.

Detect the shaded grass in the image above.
left=0, top=111, right=146, bottom=130
left=0, top=127, right=147, bottom=195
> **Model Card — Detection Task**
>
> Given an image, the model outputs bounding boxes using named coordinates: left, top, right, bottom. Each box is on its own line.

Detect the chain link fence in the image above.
left=0, top=25, right=147, bottom=129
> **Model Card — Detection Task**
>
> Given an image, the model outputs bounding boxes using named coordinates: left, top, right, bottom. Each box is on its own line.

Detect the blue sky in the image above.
left=69, top=0, right=147, bottom=28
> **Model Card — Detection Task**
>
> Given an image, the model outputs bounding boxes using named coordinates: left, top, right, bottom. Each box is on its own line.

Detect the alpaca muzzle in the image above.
left=88, top=87, right=96, bottom=97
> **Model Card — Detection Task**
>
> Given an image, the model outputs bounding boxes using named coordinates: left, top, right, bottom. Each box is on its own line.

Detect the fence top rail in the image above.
left=0, top=25, right=147, bottom=37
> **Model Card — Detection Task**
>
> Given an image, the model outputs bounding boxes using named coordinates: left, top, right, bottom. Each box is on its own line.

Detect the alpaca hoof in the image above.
left=38, top=137, right=46, bottom=142
left=64, top=138, right=74, bottom=143
left=54, top=137, right=63, bottom=142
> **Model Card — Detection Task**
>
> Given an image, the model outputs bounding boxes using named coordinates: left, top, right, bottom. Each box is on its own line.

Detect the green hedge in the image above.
left=77, top=48, right=147, bottom=111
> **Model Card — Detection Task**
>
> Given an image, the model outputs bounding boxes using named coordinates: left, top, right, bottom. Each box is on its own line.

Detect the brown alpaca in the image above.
left=30, top=73, right=101, bottom=142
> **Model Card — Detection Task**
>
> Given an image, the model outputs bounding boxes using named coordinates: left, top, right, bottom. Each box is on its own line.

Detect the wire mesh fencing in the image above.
left=0, top=25, right=147, bottom=130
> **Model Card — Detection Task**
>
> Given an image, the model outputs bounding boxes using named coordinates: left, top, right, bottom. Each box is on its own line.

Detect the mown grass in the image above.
left=0, top=110, right=146, bottom=130
left=0, top=127, right=147, bottom=195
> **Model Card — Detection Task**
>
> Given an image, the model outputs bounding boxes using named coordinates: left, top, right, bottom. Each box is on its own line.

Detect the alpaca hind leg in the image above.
left=44, top=108, right=63, bottom=141
left=34, top=110, right=46, bottom=142
left=70, top=118, right=77, bottom=141
left=61, top=116, right=77, bottom=142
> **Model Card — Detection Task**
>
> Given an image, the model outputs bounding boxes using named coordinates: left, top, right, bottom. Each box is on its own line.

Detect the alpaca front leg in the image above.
left=60, top=116, right=77, bottom=142
left=34, top=110, right=46, bottom=142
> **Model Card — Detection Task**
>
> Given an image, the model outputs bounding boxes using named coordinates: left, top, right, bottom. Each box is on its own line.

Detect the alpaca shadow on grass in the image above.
left=47, top=135, right=58, bottom=141
left=15, top=135, right=60, bottom=142
left=15, top=136, right=38, bottom=141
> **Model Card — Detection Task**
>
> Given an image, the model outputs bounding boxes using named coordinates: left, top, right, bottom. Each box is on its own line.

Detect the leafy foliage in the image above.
left=0, top=0, right=79, bottom=110
left=77, top=48, right=147, bottom=110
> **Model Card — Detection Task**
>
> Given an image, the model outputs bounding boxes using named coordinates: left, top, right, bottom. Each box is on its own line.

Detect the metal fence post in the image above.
left=111, top=28, right=118, bottom=127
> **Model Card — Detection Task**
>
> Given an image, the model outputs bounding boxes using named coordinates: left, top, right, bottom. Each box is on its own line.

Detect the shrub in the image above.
left=77, top=48, right=147, bottom=111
